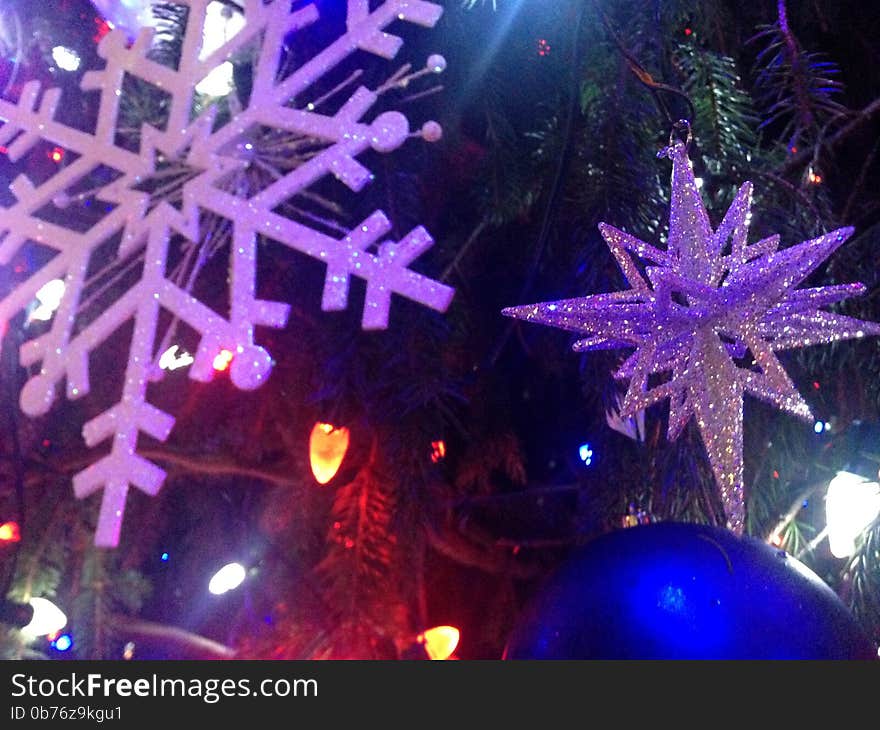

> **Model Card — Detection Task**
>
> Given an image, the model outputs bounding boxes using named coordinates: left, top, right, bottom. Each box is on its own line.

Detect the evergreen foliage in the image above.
left=1, top=0, right=879, bottom=658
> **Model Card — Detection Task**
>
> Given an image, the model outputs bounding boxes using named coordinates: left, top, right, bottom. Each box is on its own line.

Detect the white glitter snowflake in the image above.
left=0, top=0, right=453, bottom=546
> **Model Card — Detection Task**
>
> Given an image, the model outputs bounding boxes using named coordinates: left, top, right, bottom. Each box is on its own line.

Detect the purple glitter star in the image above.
left=503, top=139, right=880, bottom=533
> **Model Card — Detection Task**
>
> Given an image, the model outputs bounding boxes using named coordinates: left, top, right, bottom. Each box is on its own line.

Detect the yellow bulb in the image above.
left=420, top=626, right=460, bottom=660
left=309, top=423, right=350, bottom=484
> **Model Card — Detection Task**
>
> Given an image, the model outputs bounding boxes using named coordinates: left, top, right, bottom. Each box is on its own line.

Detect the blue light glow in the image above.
left=578, top=443, right=593, bottom=466
left=52, top=634, right=73, bottom=652
left=160, top=552, right=169, bottom=562
left=628, top=556, right=729, bottom=656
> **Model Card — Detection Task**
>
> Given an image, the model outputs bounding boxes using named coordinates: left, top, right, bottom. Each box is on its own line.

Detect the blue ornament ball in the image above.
left=503, top=522, right=876, bottom=659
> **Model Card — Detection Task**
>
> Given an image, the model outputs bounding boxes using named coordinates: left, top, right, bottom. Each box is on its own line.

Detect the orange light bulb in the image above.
left=419, top=625, right=460, bottom=660
left=309, top=422, right=350, bottom=484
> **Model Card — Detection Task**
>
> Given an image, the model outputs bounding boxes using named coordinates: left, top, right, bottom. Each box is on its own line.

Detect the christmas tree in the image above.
left=1, top=0, right=879, bottom=660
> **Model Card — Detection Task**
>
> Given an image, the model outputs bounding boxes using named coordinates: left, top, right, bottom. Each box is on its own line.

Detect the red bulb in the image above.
left=684, top=27, right=693, bottom=36
left=49, top=147, right=64, bottom=163
left=0, top=521, right=21, bottom=543
left=94, top=18, right=112, bottom=43
left=430, top=440, right=446, bottom=463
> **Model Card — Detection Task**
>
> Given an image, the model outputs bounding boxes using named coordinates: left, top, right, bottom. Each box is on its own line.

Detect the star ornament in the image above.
left=503, top=139, right=880, bottom=534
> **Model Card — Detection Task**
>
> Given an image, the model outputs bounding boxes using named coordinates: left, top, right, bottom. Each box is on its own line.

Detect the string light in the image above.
left=212, top=349, right=234, bottom=372
left=578, top=443, right=594, bottom=466
left=195, top=62, right=235, bottom=97
left=430, top=440, right=446, bottom=463
left=51, top=46, right=81, bottom=72
left=21, top=598, right=67, bottom=637
left=208, top=562, right=246, bottom=595
left=52, top=633, right=73, bottom=652
left=28, top=279, right=66, bottom=323
left=826, top=471, right=880, bottom=558
left=418, top=626, right=460, bottom=660
left=537, top=39, right=551, bottom=57
left=309, top=422, right=350, bottom=484
left=159, top=345, right=194, bottom=371
left=0, top=521, right=21, bottom=543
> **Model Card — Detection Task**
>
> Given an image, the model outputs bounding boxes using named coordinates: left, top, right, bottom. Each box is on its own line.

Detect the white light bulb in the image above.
left=22, top=598, right=67, bottom=637
left=52, top=46, right=81, bottom=72
left=29, top=279, right=66, bottom=322
left=201, top=1, right=246, bottom=58
left=196, top=62, right=235, bottom=97
left=208, top=562, right=246, bottom=595
left=159, top=345, right=194, bottom=371
left=826, top=471, right=880, bottom=558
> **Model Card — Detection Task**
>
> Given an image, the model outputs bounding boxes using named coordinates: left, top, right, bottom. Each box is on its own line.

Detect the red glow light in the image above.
left=537, top=39, right=551, bottom=57
left=684, top=27, right=693, bottom=36
left=212, top=349, right=234, bottom=371
left=94, top=18, right=113, bottom=43
left=772, top=470, right=779, bottom=479
left=0, top=521, right=21, bottom=543
left=430, top=440, right=446, bottom=463
left=49, top=147, right=64, bottom=163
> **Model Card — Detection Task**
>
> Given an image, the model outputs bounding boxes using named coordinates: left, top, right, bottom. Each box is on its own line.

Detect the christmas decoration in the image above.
left=503, top=522, right=877, bottom=659
left=418, top=625, right=460, bottom=660
left=0, top=520, right=21, bottom=542
left=621, top=503, right=655, bottom=528
left=51, top=633, right=74, bottom=652
left=90, top=0, right=155, bottom=38
left=0, top=0, right=452, bottom=546
left=825, top=471, right=880, bottom=558
left=503, top=125, right=880, bottom=534
left=19, top=598, right=68, bottom=638
left=208, top=561, right=246, bottom=595
left=309, top=422, right=351, bottom=485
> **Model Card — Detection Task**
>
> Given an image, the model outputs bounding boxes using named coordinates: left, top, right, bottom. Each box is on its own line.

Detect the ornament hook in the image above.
left=657, top=119, right=692, bottom=159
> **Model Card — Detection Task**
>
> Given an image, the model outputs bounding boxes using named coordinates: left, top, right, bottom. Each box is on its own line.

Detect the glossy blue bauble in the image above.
left=504, top=522, right=876, bottom=659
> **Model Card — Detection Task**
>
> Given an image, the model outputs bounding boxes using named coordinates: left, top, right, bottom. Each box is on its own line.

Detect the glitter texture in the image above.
left=503, top=140, right=880, bottom=533
left=0, top=0, right=452, bottom=546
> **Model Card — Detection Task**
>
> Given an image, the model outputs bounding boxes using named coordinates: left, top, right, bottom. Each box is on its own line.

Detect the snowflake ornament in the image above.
left=0, top=0, right=453, bottom=546
left=503, top=127, right=880, bottom=534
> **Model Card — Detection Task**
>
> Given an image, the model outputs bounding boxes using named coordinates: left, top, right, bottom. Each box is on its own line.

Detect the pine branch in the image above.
left=779, top=96, right=880, bottom=176
left=313, top=436, right=410, bottom=657
left=751, top=0, right=847, bottom=151
left=50, top=448, right=296, bottom=488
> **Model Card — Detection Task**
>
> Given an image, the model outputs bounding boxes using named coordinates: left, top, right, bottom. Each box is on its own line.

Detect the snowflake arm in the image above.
left=0, top=0, right=453, bottom=546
